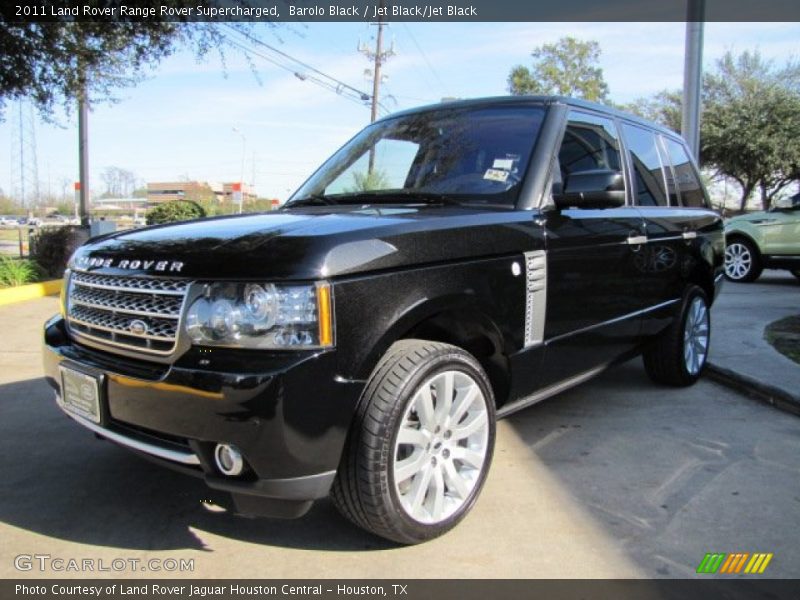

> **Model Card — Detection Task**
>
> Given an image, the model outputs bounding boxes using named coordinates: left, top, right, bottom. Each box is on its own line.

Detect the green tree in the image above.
left=618, top=90, right=682, bottom=133
left=625, top=51, right=800, bottom=210
left=703, top=51, right=800, bottom=210
left=346, top=170, right=391, bottom=192
left=146, top=201, right=205, bottom=225
left=0, top=5, right=271, bottom=120
left=508, top=37, right=609, bottom=102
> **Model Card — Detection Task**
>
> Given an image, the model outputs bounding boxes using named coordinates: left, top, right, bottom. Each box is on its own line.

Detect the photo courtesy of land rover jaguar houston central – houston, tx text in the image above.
left=43, top=96, right=724, bottom=544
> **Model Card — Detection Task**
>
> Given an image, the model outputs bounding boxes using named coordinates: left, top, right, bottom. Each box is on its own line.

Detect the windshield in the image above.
left=288, top=104, right=546, bottom=206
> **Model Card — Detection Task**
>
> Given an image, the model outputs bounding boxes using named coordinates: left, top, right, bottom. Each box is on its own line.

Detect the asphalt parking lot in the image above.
left=1, top=295, right=799, bottom=579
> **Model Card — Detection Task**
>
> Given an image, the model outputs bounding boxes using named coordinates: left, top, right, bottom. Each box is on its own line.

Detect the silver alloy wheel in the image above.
left=392, top=369, right=489, bottom=524
left=683, top=296, right=709, bottom=375
left=725, top=242, right=753, bottom=280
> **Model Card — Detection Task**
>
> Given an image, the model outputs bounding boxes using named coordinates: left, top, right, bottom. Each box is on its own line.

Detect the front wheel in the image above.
left=724, top=239, right=762, bottom=282
left=331, top=340, right=496, bottom=544
left=643, top=286, right=710, bottom=386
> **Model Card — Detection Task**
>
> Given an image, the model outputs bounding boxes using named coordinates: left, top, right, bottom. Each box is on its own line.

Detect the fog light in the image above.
left=214, top=443, right=244, bottom=476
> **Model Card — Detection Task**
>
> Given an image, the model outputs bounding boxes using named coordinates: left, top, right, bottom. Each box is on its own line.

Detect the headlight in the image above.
left=184, top=281, right=334, bottom=349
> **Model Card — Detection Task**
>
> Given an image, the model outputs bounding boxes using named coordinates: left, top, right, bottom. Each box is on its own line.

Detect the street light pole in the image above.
left=232, top=127, right=246, bottom=214
left=682, top=0, right=705, bottom=160
left=78, top=68, right=90, bottom=226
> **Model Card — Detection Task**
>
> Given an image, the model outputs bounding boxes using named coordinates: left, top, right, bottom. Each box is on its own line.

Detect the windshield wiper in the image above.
left=284, top=194, right=339, bottom=208
left=391, top=190, right=462, bottom=205
left=325, top=190, right=462, bottom=206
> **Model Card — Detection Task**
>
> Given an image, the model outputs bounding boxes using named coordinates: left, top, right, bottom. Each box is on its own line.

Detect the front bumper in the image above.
left=43, top=315, right=364, bottom=518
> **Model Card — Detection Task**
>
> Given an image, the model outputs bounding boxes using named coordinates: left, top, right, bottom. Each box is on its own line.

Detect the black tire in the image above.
left=331, top=339, right=496, bottom=545
left=791, top=269, right=800, bottom=281
left=643, top=286, right=710, bottom=387
left=724, top=238, right=762, bottom=282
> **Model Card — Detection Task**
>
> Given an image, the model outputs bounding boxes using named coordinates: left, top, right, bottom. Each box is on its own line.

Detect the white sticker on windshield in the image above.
left=492, top=158, right=514, bottom=171
left=484, top=169, right=509, bottom=183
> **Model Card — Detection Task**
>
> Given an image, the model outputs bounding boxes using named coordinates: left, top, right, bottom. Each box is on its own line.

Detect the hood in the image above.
left=71, top=206, right=539, bottom=280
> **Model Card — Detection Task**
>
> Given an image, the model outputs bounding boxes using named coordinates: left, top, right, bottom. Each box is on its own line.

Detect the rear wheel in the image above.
left=331, top=340, right=496, bottom=544
left=724, top=239, right=762, bottom=282
left=643, top=286, right=710, bottom=386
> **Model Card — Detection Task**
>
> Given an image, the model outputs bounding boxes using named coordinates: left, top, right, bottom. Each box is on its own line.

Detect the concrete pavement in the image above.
left=708, top=270, right=800, bottom=414
left=1, top=297, right=799, bottom=578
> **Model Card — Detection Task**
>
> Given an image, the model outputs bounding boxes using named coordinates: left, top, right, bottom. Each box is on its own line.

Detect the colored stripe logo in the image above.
left=697, top=552, right=773, bottom=574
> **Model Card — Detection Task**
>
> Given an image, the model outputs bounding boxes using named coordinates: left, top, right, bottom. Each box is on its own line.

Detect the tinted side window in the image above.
left=622, top=123, right=668, bottom=207
left=557, top=111, right=621, bottom=186
left=664, top=137, right=707, bottom=208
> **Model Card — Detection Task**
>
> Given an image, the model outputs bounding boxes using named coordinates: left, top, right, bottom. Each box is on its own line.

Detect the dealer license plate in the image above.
left=59, top=366, right=102, bottom=424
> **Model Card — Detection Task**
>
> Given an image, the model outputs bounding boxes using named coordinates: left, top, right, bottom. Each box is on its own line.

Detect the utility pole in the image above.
left=370, top=20, right=384, bottom=124
left=682, top=0, right=705, bottom=160
left=358, top=2, right=394, bottom=174
left=359, top=1, right=394, bottom=124
left=19, top=103, right=25, bottom=206
left=10, top=100, right=40, bottom=210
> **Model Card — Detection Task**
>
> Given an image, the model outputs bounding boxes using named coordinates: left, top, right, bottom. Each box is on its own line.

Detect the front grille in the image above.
left=67, top=271, right=189, bottom=356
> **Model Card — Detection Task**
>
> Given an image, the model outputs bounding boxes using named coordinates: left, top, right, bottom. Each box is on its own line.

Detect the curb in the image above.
left=706, top=362, right=800, bottom=417
left=0, top=279, right=62, bottom=306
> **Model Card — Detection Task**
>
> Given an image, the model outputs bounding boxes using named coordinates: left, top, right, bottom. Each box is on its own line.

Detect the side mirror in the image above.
left=553, top=169, right=626, bottom=210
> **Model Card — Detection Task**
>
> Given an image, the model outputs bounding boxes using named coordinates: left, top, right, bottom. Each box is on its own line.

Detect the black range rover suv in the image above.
left=43, top=96, right=724, bottom=544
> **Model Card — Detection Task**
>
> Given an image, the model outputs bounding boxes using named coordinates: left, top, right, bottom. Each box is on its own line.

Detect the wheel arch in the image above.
left=725, top=230, right=760, bottom=251
left=357, top=294, right=512, bottom=408
left=724, top=227, right=763, bottom=256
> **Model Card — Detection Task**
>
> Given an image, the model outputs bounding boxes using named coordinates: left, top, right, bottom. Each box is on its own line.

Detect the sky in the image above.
left=1, top=21, right=798, bottom=204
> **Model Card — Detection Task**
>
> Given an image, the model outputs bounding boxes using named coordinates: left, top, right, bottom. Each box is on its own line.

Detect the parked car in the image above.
left=724, top=192, right=800, bottom=282
left=0, top=216, right=18, bottom=227
left=43, top=96, right=724, bottom=544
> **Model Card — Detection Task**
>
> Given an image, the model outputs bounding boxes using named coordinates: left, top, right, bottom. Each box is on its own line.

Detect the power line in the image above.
left=222, top=25, right=373, bottom=107
left=400, top=24, right=447, bottom=96
left=224, top=36, right=369, bottom=108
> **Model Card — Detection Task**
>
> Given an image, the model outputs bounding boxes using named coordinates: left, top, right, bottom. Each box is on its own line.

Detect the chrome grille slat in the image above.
left=73, top=281, right=186, bottom=296
left=71, top=299, right=180, bottom=320
left=71, top=286, right=182, bottom=319
left=71, top=272, right=189, bottom=293
left=69, top=305, right=177, bottom=339
left=67, top=271, right=189, bottom=357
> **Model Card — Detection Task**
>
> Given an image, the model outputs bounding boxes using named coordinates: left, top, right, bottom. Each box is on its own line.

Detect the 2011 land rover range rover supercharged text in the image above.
left=43, top=97, right=724, bottom=544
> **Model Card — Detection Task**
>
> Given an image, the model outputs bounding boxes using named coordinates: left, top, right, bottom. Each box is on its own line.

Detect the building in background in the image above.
left=92, top=197, right=149, bottom=212
left=146, top=181, right=256, bottom=205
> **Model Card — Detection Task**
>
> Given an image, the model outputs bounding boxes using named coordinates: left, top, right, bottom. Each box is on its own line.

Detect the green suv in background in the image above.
left=724, top=193, right=800, bottom=282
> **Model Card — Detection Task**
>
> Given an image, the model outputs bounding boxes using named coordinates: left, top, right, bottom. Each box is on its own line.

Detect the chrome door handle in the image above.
left=682, top=231, right=697, bottom=240
left=627, top=235, right=648, bottom=245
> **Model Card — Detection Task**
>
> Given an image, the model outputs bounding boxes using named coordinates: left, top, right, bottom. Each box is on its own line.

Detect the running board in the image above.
left=496, top=363, right=609, bottom=419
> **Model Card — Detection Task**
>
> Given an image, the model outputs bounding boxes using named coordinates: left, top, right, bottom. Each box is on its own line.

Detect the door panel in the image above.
left=541, top=207, right=647, bottom=385
left=539, top=111, right=646, bottom=387
left=761, top=209, right=800, bottom=255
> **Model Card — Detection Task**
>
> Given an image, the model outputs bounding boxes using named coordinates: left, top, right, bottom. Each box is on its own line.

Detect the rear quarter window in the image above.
left=622, top=123, right=668, bottom=207
left=663, top=137, right=708, bottom=208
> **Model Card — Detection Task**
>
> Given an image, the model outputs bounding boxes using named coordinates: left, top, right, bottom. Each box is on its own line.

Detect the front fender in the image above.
left=332, top=256, right=527, bottom=382
left=724, top=220, right=763, bottom=251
